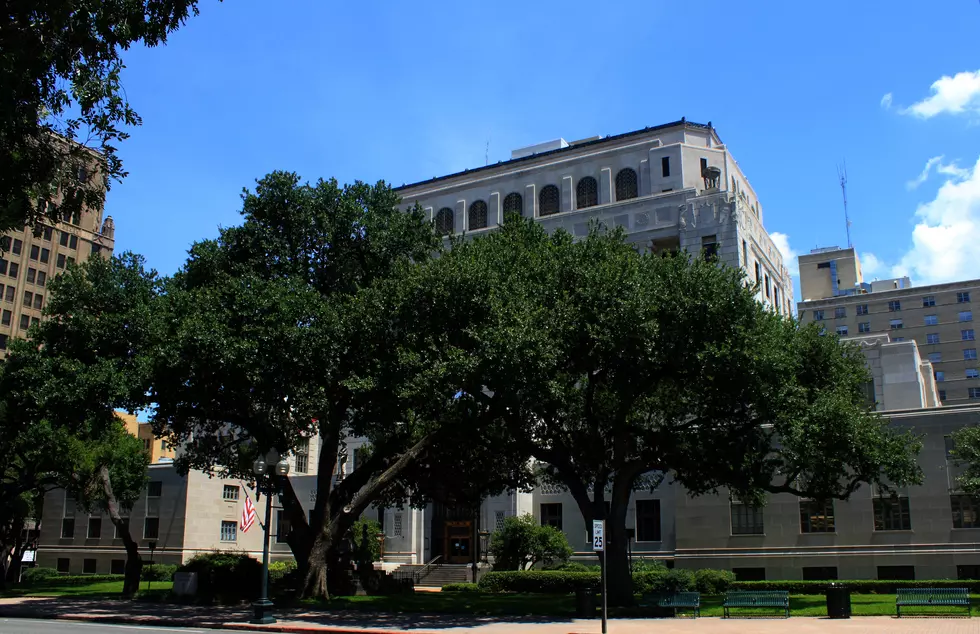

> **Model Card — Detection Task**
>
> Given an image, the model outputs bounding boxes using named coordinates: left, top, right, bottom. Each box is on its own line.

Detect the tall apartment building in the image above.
left=396, top=119, right=794, bottom=315
left=0, top=190, right=116, bottom=354
left=797, top=247, right=980, bottom=405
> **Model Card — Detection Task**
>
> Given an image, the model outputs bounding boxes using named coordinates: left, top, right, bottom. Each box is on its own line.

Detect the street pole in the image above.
left=251, top=476, right=276, bottom=625
left=592, top=519, right=607, bottom=634
left=601, top=546, right=607, bottom=634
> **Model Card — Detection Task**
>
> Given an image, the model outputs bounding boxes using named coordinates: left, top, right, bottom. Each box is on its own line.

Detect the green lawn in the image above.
left=1, top=580, right=173, bottom=598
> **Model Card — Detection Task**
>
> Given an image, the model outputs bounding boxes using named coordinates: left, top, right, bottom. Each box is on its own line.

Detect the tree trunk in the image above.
left=299, top=423, right=341, bottom=600
left=98, top=466, right=143, bottom=596
left=605, top=480, right=633, bottom=606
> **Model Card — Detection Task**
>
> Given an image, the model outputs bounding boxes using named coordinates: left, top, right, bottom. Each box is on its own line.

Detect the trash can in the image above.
left=575, top=588, right=596, bottom=618
left=826, top=583, right=851, bottom=619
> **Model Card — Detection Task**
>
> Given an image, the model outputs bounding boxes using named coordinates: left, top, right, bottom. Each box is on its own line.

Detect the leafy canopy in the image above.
left=489, top=514, right=573, bottom=571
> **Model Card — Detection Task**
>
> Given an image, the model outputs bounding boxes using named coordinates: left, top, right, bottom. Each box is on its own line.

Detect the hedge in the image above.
left=178, top=551, right=262, bottom=603
left=141, top=564, right=177, bottom=582
left=732, top=579, right=980, bottom=594
left=25, top=574, right=125, bottom=586
left=441, top=582, right=480, bottom=592
left=475, top=569, right=734, bottom=594
left=20, top=568, right=61, bottom=584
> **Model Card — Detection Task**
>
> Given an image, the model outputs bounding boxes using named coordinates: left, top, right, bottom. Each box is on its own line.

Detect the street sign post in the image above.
left=592, top=520, right=607, bottom=634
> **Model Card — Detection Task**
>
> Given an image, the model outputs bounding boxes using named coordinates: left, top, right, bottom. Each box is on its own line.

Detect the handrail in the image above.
left=414, top=555, right=442, bottom=583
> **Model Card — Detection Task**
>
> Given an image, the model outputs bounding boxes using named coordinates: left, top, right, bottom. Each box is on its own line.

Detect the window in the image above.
left=220, top=520, right=237, bottom=542
left=742, top=240, right=748, bottom=266
left=961, top=311, right=973, bottom=322
left=928, top=352, right=942, bottom=363
left=635, top=499, right=661, bottom=542
left=60, top=231, right=69, bottom=246
left=935, top=371, right=945, bottom=382
left=275, top=510, right=291, bottom=543
left=799, top=499, right=835, bottom=533
left=754, top=261, right=761, bottom=284
left=23, top=290, right=32, bottom=306
left=873, top=486, right=911, bottom=531
left=40, top=248, right=49, bottom=264
left=764, top=274, right=771, bottom=298
left=967, top=369, right=979, bottom=379
left=30, top=317, right=38, bottom=328
left=0, top=259, right=6, bottom=276
left=503, top=192, right=523, bottom=217
left=114, top=517, right=130, bottom=539
left=495, top=510, right=505, bottom=532
left=813, top=310, right=825, bottom=321
left=61, top=518, right=75, bottom=539
left=576, top=177, right=598, bottom=209
left=19, top=314, right=28, bottom=330
left=856, top=304, right=869, bottom=316
left=939, top=390, right=947, bottom=401
left=834, top=307, right=846, bottom=319
left=468, top=200, right=488, bottom=230
left=9, top=262, right=17, bottom=277
left=890, top=319, right=903, bottom=330
left=835, top=325, right=848, bottom=336
left=294, top=438, right=309, bottom=474
left=661, top=156, right=670, bottom=177
left=922, top=295, right=936, bottom=307
left=37, top=271, right=46, bottom=286
left=83, top=559, right=97, bottom=574
left=539, top=185, right=560, bottom=216
left=393, top=513, right=403, bottom=537
left=222, top=485, right=239, bottom=501
left=43, top=227, right=52, bottom=241
left=964, top=329, right=976, bottom=341
left=731, top=500, right=764, bottom=535
left=67, top=256, right=75, bottom=266
left=0, top=310, right=8, bottom=327
left=57, top=254, right=66, bottom=268
left=966, top=348, right=978, bottom=360
left=732, top=567, right=766, bottom=581
left=87, top=517, right=102, bottom=539
left=33, top=293, right=42, bottom=310
left=858, top=322, right=871, bottom=333
left=927, top=333, right=940, bottom=344
left=143, top=517, right=160, bottom=539
left=893, top=337, right=906, bottom=342
left=952, top=494, right=980, bottom=528
left=69, top=235, right=78, bottom=249
left=111, top=559, right=125, bottom=575
left=925, top=314, right=938, bottom=326
left=702, top=235, right=718, bottom=260
left=6, top=286, right=15, bottom=302
left=147, top=481, right=162, bottom=498
left=958, top=291, right=971, bottom=303
left=12, top=239, right=21, bottom=255
left=26, top=268, right=35, bottom=284
left=971, top=388, right=980, bottom=399
left=878, top=566, right=915, bottom=581
left=57, top=558, right=70, bottom=574
left=540, top=503, right=562, bottom=530
left=958, top=565, right=980, bottom=580
left=0, top=333, right=6, bottom=349
left=30, top=245, right=39, bottom=260
left=803, top=567, right=838, bottom=581
left=888, top=300, right=901, bottom=312
left=615, top=168, right=638, bottom=201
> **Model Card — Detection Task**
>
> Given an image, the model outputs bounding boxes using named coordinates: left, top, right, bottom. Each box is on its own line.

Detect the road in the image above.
left=0, top=619, right=263, bottom=634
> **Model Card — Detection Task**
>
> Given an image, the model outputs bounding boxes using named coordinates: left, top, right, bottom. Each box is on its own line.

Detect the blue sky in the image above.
left=107, top=0, right=980, bottom=300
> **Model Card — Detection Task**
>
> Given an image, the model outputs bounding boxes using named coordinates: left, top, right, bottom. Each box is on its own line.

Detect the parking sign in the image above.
left=592, top=519, right=604, bottom=551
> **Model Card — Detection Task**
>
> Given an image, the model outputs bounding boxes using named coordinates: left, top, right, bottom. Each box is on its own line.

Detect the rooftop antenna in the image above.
left=485, top=139, right=490, bottom=166
left=837, top=161, right=852, bottom=248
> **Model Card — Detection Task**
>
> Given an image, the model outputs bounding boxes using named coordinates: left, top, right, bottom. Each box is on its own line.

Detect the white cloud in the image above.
left=770, top=232, right=799, bottom=277
left=904, top=70, right=980, bottom=118
left=906, top=155, right=944, bottom=190
left=859, top=252, right=884, bottom=277
left=880, top=93, right=893, bottom=109
left=890, top=155, right=980, bottom=285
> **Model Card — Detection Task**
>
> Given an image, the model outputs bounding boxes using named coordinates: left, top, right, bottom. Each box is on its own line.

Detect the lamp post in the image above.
left=251, top=449, right=290, bottom=625
left=146, top=541, right=156, bottom=594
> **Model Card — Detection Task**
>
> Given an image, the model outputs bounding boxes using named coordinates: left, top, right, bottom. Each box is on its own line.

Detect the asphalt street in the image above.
left=0, top=619, right=256, bottom=634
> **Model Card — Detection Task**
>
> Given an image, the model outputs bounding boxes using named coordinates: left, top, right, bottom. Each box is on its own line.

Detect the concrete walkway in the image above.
left=1, top=596, right=978, bottom=633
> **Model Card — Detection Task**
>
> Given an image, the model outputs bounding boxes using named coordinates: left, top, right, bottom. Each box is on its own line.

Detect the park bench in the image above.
left=723, top=590, right=790, bottom=618
left=895, top=587, right=970, bottom=617
left=638, top=591, right=701, bottom=617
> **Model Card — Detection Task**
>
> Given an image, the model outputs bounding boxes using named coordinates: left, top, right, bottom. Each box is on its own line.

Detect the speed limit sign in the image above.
left=592, top=519, right=604, bottom=551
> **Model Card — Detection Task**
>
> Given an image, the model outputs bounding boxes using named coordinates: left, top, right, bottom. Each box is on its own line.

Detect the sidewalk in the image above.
left=1, top=596, right=979, bottom=633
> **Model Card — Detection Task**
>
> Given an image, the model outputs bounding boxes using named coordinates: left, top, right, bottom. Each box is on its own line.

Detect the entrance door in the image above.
left=445, top=521, right=472, bottom=563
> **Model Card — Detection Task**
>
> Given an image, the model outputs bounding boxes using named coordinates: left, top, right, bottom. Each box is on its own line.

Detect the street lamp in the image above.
left=251, top=449, right=290, bottom=625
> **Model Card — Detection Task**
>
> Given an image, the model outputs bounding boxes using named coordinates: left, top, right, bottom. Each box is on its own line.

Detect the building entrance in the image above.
left=445, top=521, right=472, bottom=563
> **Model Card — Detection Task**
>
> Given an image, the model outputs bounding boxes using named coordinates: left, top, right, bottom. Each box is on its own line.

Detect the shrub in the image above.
left=633, top=569, right=695, bottom=594
left=21, top=567, right=61, bottom=583
left=478, top=571, right=599, bottom=593
left=268, top=559, right=298, bottom=585
left=732, top=579, right=980, bottom=594
left=631, top=559, right=667, bottom=573
left=141, top=564, right=177, bottom=582
left=548, top=561, right=590, bottom=572
left=695, top=568, right=736, bottom=594
left=489, top=514, right=573, bottom=571
left=178, top=551, right=262, bottom=603
left=442, top=582, right=480, bottom=592
left=350, top=517, right=382, bottom=566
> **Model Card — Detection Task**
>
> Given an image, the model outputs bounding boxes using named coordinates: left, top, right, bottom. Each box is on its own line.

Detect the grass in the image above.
left=1, top=580, right=173, bottom=598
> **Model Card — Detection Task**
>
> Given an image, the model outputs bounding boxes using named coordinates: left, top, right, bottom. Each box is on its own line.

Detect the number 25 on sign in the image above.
left=592, top=519, right=604, bottom=551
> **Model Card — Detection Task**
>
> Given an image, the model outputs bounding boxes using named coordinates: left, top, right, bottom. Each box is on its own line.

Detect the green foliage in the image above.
left=442, top=582, right=480, bottom=592
left=732, top=579, right=980, bottom=593
left=950, top=426, right=980, bottom=495
left=1, top=1, right=210, bottom=232
left=26, top=574, right=125, bottom=586
left=20, top=568, right=61, bottom=584
left=548, top=562, right=591, bottom=572
left=489, top=514, right=573, bottom=571
left=178, top=551, right=262, bottom=603
left=695, top=568, right=736, bottom=594
left=475, top=568, right=738, bottom=595
left=632, top=569, right=696, bottom=594
left=630, top=559, right=667, bottom=573
left=351, top=517, right=382, bottom=566
left=140, top=564, right=177, bottom=582
left=477, top=571, right=599, bottom=593
left=268, top=560, right=298, bottom=585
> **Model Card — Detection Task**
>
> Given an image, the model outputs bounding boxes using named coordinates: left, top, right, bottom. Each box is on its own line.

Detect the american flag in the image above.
left=240, top=491, right=257, bottom=533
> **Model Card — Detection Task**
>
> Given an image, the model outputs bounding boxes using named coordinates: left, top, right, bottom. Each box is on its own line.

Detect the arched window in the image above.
left=435, top=207, right=454, bottom=235
left=539, top=185, right=560, bottom=216
left=576, top=177, right=598, bottom=209
left=615, top=168, right=638, bottom=201
left=468, top=200, right=488, bottom=230
left=503, top=192, right=523, bottom=217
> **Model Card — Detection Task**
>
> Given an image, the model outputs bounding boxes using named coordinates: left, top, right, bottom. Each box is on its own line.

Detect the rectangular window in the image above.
left=19, top=314, right=29, bottom=330
left=834, top=307, right=846, bottom=319
left=294, top=438, right=310, bottom=474
left=0, top=259, right=6, bottom=276
left=856, top=304, right=869, bottom=315
left=742, top=240, right=748, bottom=266
left=0, top=334, right=7, bottom=349
left=30, top=317, right=39, bottom=328
left=540, top=503, right=562, bottom=530
left=60, top=232, right=69, bottom=246
left=40, top=248, right=49, bottom=264
left=951, top=494, right=980, bottom=528
left=57, top=254, right=66, bottom=268
left=961, top=311, right=973, bottom=322
left=732, top=567, right=766, bottom=581
left=57, top=558, right=70, bottom=574
left=220, top=520, right=237, bottom=542
left=928, top=352, right=942, bottom=363
left=967, top=369, right=979, bottom=379
left=23, top=290, right=32, bottom=306
left=275, top=510, right=291, bottom=543
left=114, top=517, right=130, bottom=539
left=635, top=499, right=662, bottom=542
left=4, top=286, right=13, bottom=302
left=69, top=235, right=78, bottom=250
left=754, top=261, right=760, bottom=284
left=111, top=559, right=126, bottom=575
left=393, top=513, right=403, bottom=537
left=33, top=293, right=42, bottom=310
left=893, top=337, right=906, bottom=342
left=964, top=329, right=976, bottom=341
left=890, top=319, right=903, bottom=330
left=6, top=262, right=14, bottom=278
left=83, top=559, right=97, bottom=574
left=12, top=239, right=22, bottom=255
left=802, top=566, right=838, bottom=581
left=495, top=510, right=505, bottom=532
left=858, top=322, right=871, bottom=333
left=935, top=371, right=945, bottom=382
left=873, top=487, right=911, bottom=531
left=966, top=348, right=978, bottom=360
left=927, top=333, right=940, bottom=344
left=971, top=387, right=980, bottom=399
left=958, top=291, right=971, bottom=303
left=61, top=518, right=75, bottom=539
left=43, top=227, right=52, bottom=241
left=923, top=295, right=936, bottom=307
left=0, top=310, right=9, bottom=327
left=817, top=262, right=831, bottom=269
left=143, top=517, right=160, bottom=539
left=799, top=499, right=835, bottom=533
left=87, top=517, right=102, bottom=539
left=888, top=300, right=901, bottom=312
left=878, top=566, right=915, bottom=581
left=764, top=273, right=771, bottom=298
left=939, top=390, right=947, bottom=401
left=835, top=325, right=848, bottom=336
left=26, top=267, right=35, bottom=284
left=701, top=235, right=718, bottom=260
left=37, top=271, right=46, bottom=286
left=661, top=156, right=670, bottom=177
left=958, top=565, right=980, bottom=580
left=147, top=481, right=162, bottom=497
left=67, top=256, right=75, bottom=266
left=222, top=485, right=239, bottom=501
left=700, top=157, right=708, bottom=173
left=813, top=310, right=824, bottom=321
left=925, top=314, right=938, bottom=326
left=731, top=500, right=764, bottom=535
left=29, top=245, right=39, bottom=260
